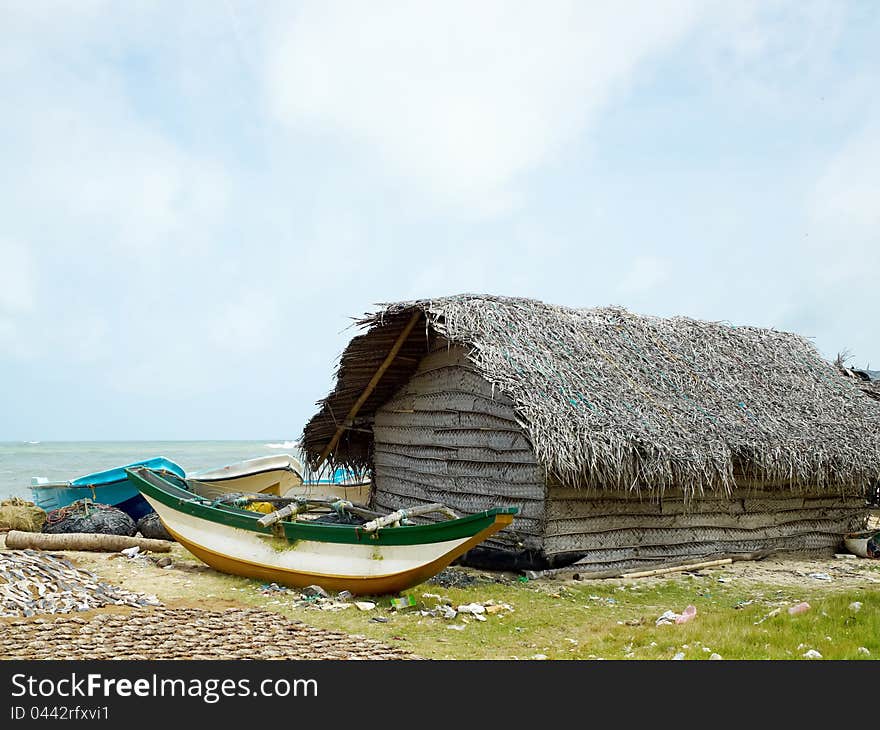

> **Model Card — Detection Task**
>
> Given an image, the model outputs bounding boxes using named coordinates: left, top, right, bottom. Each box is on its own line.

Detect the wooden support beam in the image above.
left=315, top=311, right=422, bottom=469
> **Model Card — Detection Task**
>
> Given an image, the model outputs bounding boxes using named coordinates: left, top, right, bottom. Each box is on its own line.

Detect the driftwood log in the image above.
left=5, top=530, right=173, bottom=553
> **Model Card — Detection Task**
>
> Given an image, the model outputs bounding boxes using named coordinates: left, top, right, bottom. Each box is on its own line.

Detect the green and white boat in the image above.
left=125, top=466, right=517, bottom=595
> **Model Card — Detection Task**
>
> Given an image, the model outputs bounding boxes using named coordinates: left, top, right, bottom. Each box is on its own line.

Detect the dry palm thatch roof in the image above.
left=301, top=295, right=880, bottom=497
left=837, top=365, right=880, bottom=403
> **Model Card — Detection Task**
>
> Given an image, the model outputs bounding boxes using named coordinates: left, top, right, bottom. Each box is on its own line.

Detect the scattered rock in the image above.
left=355, top=601, right=376, bottom=611
left=120, top=546, right=140, bottom=558
left=808, top=573, right=832, bottom=581
left=709, top=653, right=722, bottom=660
left=155, top=556, right=172, bottom=569
left=672, top=652, right=686, bottom=660
left=136, top=512, right=174, bottom=541
left=302, top=585, right=330, bottom=599
left=788, top=602, right=811, bottom=616
left=849, top=601, right=863, bottom=613
left=858, top=647, right=870, bottom=656
left=531, top=654, right=548, bottom=660
left=803, top=649, right=822, bottom=659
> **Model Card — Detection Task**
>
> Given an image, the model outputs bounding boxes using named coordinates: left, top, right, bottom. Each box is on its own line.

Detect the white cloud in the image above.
left=266, top=1, right=705, bottom=212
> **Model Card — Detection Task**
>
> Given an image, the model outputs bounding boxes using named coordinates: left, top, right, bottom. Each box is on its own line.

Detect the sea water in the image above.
left=0, top=440, right=301, bottom=500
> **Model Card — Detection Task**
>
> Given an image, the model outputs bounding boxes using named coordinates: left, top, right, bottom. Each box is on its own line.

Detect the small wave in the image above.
left=24, top=441, right=41, bottom=445
left=265, top=440, right=299, bottom=450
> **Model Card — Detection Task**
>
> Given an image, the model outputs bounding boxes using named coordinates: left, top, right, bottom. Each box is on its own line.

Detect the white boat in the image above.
left=844, top=529, right=880, bottom=558
left=126, top=466, right=517, bottom=595
left=186, top=454, right=372, bottom=505
left=187, top=454, right=304, bottom=498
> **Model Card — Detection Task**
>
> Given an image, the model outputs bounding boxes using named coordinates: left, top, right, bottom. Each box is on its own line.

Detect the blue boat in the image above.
left=29, top=457, right=185, bottom=521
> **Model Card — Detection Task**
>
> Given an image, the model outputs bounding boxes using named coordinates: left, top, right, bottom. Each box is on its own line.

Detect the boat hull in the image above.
left=30, top=457, right=185, bottom=521
left=129, top=467, right=516, bottom=595
left=31, top=483, right=155, bottom=521
left=844, top=530, right=880, bottom=558
left=188, top=469, right=303, bottom=498
left=284, top=480, right=372, bottom=506
left=188, top=455, right=304, bottom=497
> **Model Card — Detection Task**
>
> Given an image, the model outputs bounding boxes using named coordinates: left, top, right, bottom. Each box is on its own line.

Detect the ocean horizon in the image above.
left=0, top=440, right=302, bottom=500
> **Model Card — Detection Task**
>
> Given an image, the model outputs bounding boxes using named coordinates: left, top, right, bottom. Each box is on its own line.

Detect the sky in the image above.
left=1, top=0, right=878, bottom=440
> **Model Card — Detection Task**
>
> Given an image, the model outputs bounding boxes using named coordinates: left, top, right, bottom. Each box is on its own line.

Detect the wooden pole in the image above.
left=621, top=558, right=732, bottom=579
left=315, top=310, right=422, bottom=469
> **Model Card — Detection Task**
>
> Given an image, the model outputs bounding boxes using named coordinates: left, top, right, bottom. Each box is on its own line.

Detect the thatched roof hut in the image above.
left=302, top=295, right=880, bottom=572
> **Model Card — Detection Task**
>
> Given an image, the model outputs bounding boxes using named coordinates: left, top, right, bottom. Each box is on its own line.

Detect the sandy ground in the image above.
left=3, top=529, right=880, bottom=659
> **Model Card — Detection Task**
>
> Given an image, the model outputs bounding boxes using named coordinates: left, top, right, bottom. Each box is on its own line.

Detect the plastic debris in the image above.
left=858, top=647, right=870, bottom=655
left=120, top=546, right=140, bottom=558
left=355, top=601, right=376, bottom=611
left=849, top=601, right=863, bottom=613
left=657, top=606, right=697, bottom=626
left=808, top=573, right=832, bottom=581
left=447, top=624, right=466, bottom=631
left=337, top=590, right=353, bottom=601
left=803, top=649, right=822, bottom=659
left=390, top=595, right=417, bottom=610
left=788, top=602, right=811, bottom=616
left=656, top=610, right=678, bottom=626
left=472, top=613, right=487, bottom=622
left=531, top=654, right=548, bottom=660
left=709, top=653, right=722, bottom=660
left=457, top=603, right=487, bottom=615
left=672, top=652, right=686, bottom=660
left=755, top=608, right=782, bottom=625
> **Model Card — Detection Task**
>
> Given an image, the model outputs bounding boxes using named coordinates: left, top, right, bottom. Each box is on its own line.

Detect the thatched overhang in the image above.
left=838, top=366, right=880, bottom=403
left=301, top=295, right=880, bottom=497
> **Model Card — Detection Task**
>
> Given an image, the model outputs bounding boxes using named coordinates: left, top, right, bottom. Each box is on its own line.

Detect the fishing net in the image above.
left=0, top=498, right=46, bottom=533
left=136, top=512, right=174, bottom=541
left=43, top=499, right=136, bottom=537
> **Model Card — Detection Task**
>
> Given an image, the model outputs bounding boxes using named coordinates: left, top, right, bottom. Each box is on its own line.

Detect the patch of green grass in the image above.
left=79, top=549, right=880, bottom=660
left=249, top=575, right=880, bottom=660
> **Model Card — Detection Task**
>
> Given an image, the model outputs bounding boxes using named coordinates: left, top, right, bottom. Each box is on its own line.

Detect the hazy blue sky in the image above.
left=1, top=1, right=878, bottom=440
